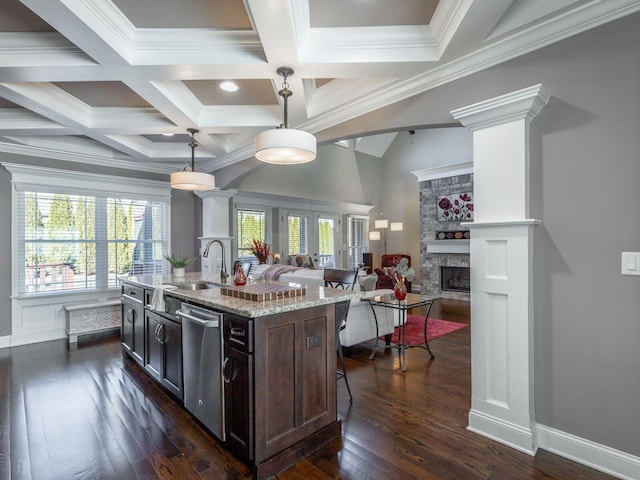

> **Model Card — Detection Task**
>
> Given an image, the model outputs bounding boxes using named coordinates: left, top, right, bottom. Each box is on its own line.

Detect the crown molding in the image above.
left=412, top=161, right=473, bottom=181
left=451, top=84, right=550, bottom=130
left=0, top=32, right=91, bottom=66
left=0, top=141, right=174, bottom=174
left=1, top=161, right=170, bottom=198
left=233, top=189, right=373, bottom=216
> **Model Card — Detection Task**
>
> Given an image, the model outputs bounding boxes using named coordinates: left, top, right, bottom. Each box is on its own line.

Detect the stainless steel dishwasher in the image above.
left=178, top=302, right=225, bottom=441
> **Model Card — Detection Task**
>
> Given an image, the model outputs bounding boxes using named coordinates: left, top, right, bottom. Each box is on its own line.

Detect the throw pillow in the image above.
left=287, top=254, right=315, bottom=269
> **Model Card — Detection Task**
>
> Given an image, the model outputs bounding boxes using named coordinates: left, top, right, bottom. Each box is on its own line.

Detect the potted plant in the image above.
left=164, top=249, right=197, bottom=277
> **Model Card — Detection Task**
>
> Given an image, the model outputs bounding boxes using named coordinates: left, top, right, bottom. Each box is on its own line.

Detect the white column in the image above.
left=195, top=189, right=236, bottom=282
left=451, top=85, right=549, bottom=455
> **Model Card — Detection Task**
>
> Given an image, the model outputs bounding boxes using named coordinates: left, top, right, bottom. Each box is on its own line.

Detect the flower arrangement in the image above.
left=393, top=257, right=414, bottom=282
left=164, top=249, right=197, bottom=268
left=249, top=239, right=270, bottom=264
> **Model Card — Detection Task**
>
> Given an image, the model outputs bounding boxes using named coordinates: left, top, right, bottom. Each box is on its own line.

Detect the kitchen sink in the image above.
left=175, top=282, right=219, bottom=291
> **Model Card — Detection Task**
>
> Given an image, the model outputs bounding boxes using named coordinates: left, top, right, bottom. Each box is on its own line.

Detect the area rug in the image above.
left=383, top=315, right=468, bottom=346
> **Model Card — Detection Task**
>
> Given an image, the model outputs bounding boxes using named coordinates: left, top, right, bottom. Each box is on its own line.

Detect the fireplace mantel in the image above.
left=426, top=240, right=470, bottom=254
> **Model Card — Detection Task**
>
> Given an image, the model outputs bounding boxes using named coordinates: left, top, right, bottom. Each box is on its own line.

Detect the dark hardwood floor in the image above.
left=0, top=299, right=616, bottom=479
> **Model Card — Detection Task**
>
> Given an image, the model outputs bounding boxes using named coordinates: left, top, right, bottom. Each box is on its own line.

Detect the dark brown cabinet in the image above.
left=144, top=310, right=183, bottom=400
left=222, top=305, right=340, bottom=479
left=224, top=345, right=253, bottom=459
left=224, top=315, right=254, bottom=460
left=121, top=284, right=144, bottom=366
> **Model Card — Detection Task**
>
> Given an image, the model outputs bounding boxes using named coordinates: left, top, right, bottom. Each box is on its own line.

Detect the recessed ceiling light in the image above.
left=162, top=133, right=174, bottom=136
left=220, top=81, right=239, bottom=92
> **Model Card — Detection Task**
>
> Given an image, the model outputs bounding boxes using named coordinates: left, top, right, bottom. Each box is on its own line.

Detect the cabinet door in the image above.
left=131, top=304, right=145, bottom=365
left=121, top=300, right=134, bottom=354
left=160, top=318, right=183, bottom=399
left=224, top=347, right=253, bottom=460
left=122, top=300, right=144, bottom=366
left=144, top=311, right=162, bottom=381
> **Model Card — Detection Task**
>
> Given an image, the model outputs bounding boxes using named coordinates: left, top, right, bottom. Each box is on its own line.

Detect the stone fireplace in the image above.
left=415, top=165, right=472, bottom=301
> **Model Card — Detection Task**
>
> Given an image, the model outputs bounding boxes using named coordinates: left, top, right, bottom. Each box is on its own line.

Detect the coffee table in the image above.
left=367, top=292, right=439, bottom=371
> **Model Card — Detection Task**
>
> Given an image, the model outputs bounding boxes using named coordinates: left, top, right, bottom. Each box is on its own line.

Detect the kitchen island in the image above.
left=120, top=272, right=357, bottom=480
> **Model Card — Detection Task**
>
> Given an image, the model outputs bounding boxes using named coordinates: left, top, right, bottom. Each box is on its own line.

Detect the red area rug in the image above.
left=384, top=315, right=468, bottom=346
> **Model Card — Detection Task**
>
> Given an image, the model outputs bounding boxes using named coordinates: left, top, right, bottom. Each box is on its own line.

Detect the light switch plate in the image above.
left=621, top=252, right=640, bottom=275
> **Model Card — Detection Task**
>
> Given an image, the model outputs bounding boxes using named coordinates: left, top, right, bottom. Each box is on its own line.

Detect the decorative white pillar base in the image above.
left=466, top=220, right=539, bottom=455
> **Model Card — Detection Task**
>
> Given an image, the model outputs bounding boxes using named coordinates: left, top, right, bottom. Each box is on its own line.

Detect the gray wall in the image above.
left=529, top=16, right=640, bottom=455
left=0, top=165, right=11, bottom=337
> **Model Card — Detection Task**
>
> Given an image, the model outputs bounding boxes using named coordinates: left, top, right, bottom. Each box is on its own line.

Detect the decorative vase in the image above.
left=234, top=265, right=247, bottom=286
left=173, top=267, right=185, bottom=277
left=394, top=276, right=407, bottom=301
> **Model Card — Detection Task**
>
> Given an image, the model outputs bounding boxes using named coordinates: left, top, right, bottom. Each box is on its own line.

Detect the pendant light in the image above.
left=170, top=128, right=215, bottom=191
left=254, top=66, right=316, bottom=164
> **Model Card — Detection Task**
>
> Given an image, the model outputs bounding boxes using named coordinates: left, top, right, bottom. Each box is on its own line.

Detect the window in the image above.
left=6, top=163, right=170, bottom=296
left=288, top=213, right=309, bottom=255
left=347, top=216, right=368, bottom=268
left=317, top=215, right=338, bottom=268
left=236, top=207, right=266, bottom=262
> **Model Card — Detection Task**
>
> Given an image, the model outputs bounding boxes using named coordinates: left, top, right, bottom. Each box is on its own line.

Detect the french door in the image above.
left=286, top=212, right=341, bottom=268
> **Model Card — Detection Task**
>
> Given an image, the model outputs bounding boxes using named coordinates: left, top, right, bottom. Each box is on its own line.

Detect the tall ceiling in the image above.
left=1, top=0, right=638, bottom=184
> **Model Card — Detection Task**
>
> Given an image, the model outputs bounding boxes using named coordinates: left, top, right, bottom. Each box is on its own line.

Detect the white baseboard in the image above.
left=0, top=335, right=10, bottom=348
left=9, top=330, right=66, bottom=347
left=537, top=424, right=640, bottom=480
left=468, top=409, right=537, bottom=455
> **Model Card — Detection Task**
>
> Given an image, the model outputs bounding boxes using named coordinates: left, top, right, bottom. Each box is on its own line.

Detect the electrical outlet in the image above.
left=306, top=334, right=322, bottom=349
left=55, top=307, right=64, bottom=318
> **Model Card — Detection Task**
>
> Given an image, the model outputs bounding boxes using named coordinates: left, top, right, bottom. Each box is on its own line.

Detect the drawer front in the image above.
left=122, top=283, right=143, bottom=304
left=224, top=315, right=253, bottom=353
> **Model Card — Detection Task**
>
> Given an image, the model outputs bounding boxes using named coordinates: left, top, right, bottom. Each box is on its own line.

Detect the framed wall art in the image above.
left=437, top=192, right=474, bottom=221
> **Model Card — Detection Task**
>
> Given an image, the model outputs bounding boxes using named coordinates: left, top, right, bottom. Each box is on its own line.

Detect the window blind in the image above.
left=288, top=214, right=309, bottom=255
left=17, top=190, right=169, bottom=295
left=348, top=216, right=368, bottom=268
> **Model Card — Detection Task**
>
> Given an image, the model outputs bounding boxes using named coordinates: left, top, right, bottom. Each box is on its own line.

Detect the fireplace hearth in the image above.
left=441, top=266, right=470, bottom=293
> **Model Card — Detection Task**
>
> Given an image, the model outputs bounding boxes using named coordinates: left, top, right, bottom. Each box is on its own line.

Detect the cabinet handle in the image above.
left=127, top=308, right=133, bottom=323
left=159, top=325, right=166, bottom=345
left=222, top=357, right=231, bottom=383
left=230, top=327, right=245, bottom=337
left=154, top=323, right=160, bottom=343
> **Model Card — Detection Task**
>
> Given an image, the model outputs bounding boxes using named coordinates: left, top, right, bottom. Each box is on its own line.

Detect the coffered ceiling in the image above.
left=0, top=0, right=638, bottom=184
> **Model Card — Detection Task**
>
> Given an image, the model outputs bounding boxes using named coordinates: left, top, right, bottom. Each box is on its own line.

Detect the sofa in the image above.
left=339, top=289, right=400, bottom=349
left=374, top=253, right=412, bottom=292
left=250, top=263, right=325, bottom=287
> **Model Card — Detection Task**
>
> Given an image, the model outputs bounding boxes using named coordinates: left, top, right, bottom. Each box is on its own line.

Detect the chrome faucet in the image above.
left=202, top=239, right=229, bottom=283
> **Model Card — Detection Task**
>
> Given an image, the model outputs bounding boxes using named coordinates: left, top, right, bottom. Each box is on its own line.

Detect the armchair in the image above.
left=374, top=254, right=412, bottom=292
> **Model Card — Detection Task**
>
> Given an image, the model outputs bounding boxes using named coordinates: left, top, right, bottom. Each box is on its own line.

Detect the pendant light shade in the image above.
left=255, top=128, right=316, bottom=164
left=170, top=128, right=215, bottom=191
left=170, top=170, right=215, bottom=190
left=254, top=66, right=316, bottom=165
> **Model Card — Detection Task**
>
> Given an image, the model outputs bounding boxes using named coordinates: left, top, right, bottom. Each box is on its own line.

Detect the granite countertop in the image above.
left=120, top=272, right=359, bottom=318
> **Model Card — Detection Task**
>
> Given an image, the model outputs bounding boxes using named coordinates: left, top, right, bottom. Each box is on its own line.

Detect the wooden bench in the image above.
left=64, top=298, right=121, bottom=349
